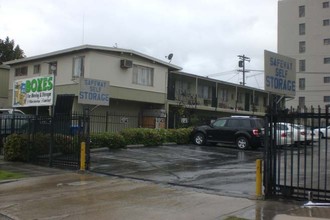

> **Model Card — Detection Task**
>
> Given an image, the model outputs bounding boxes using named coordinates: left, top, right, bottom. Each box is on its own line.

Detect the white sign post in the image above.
left=264, top=50, right=296, bottom=97
left=12, top=75, right=54, bottom=107
left=78, top=78, right=110, bottom=106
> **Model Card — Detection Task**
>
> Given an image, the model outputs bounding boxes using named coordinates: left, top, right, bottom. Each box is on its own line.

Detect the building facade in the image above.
left=278, top=0, right=330, bottom=110
left=0, top=65, right=9, bottom=108
left=4, top=45, right=276, bottom=129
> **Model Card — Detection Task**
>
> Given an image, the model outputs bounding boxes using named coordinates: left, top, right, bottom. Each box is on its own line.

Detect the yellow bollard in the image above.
left=256, top=159, right=262, bottom=197
left=80, top=142, right=86, bottom=171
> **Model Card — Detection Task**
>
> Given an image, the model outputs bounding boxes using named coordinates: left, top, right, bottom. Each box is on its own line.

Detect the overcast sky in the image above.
left=0, top=0, right=278, bottom=89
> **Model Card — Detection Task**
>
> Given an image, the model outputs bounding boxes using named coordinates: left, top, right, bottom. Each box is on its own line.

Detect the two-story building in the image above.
left=4, top=45, right=279, bottom=129
left=0, top=65, right=9, bottom=108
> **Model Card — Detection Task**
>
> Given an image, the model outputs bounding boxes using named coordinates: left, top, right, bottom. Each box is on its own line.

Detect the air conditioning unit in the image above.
left=120, top=59, right=133, bottom=68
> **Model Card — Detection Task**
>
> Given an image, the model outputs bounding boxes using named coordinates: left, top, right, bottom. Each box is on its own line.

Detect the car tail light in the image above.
left=281, top=132, right=287, bottom=137
left=300, top=131, right=306, bottom=136
left=253, top=129, right=260, bottom=136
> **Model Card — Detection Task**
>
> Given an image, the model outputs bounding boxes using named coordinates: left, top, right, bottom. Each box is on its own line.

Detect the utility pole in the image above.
left=238, top=55, right=250, bottom=86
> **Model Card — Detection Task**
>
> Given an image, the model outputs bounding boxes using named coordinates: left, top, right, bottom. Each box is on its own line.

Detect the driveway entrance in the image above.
left=90, top=145, right=263, bottom=198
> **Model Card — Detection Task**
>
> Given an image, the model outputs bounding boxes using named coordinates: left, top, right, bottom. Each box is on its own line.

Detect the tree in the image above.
left=0, top=36, right=25, bottom=64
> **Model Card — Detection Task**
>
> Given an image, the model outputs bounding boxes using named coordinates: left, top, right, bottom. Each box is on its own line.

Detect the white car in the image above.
left=272, top=123, right=318, bottom=146
left=270, top=122, right=295, bottom=146
left=291, top=124, right=319, bottom=144
left=314, top=126, right=330, bottom=139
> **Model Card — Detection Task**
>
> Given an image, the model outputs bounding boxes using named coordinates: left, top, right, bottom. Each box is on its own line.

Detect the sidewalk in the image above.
left=1, top=160, right=330, bottom=220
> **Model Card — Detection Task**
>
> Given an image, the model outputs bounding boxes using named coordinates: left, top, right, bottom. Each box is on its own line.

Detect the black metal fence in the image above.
left=264, top=106, right=330, bottom=202
left=0, top=111, right=143, bottom=169
left=1, top=113, right=90, bottom=169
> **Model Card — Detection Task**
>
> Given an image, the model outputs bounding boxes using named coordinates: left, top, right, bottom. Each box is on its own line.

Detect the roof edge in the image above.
left=4, top=44, right=182, bottom=70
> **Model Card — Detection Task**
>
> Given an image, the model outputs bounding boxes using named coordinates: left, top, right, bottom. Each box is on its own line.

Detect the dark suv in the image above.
left=191, top=116, right=264, bottom=150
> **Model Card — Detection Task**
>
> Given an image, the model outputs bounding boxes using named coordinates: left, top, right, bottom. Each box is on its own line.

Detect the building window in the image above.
left=263, top=97, right=268, bottom=107
left=324, top=96, right=330, bottom=102
left=299, top=78, right=305, bottom=90
left=73, top=56, right=84, bottom=78
left=299, top=23, right=305, bottom=35
left=299, top=60, right=306, bottom=72
left=15, top=66, right=28, bottom=76
left=198, top=85, right=211, bottom=99
left=237, top=92, right=243, bottom=104
left=254, top=95, right=259, bottom=106
left=299, top=41, right=306, bottom=53
left=324, top=38, right=330, bottom=45
left=324, top=77, right=330, bottom=83
left=324, top=57, right=330, bottom=64
left=132, top=65, right=154, bottom=86
left=48, top=61, right=57, bottom=75
left=323, top=19, right=330, bottom=26
left=33, top=64, right=40, bottom=74
left=299, top=5, right=305, bottom=17
left=323, top=1, right=329, bottom=8
left=219, top=89, right=228, bottom=102
left=299, top=97, right=305, bottom=107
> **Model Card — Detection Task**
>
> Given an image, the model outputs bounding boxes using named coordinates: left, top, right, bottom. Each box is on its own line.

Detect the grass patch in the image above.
left=0, top=170, right=25, bottom=181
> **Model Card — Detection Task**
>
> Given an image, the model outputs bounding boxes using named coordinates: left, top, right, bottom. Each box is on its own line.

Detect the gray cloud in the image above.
left=0, top=0, right=277, bottom=88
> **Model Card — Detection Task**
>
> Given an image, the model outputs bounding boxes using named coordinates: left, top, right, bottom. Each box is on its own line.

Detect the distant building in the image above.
left=278, top=0, right=330, bottom=110
left=0, top=65, right=9, bottom=108
left=5, top=45, right=276, bottom=129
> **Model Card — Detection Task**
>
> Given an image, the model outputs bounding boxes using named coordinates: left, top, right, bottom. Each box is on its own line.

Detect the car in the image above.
left=0, top=108, right=31, bottom=136
left=314, top=125, right=330, bottom=139
left=191, top=116, right=264, bottom=150
left=273, top=123, right=319, bottom=146
left=270, top=122, right=295, bottom=146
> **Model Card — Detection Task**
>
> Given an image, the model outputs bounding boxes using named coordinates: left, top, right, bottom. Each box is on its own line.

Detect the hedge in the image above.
left=3, top=128, right=193, bottom=161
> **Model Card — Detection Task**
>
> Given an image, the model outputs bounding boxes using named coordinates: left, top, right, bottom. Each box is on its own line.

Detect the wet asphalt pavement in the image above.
left=90, top=144, right=264, bottom=198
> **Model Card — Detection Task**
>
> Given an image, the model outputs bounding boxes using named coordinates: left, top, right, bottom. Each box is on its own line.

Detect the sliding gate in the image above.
left=264, top=106, right=330, bottom=202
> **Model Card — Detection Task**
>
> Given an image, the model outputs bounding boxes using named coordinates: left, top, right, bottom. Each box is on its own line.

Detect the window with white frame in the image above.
left=33, top=64, right=40, bottom=74
left=198, top=85, right=211, bottom=99
left=132, top=65, right=154, bottom=86
left=220, top=89, right=228, bottom=102
left=73, top=56, right=84, bottom=78
left=15, top=66, right=28, bottom=76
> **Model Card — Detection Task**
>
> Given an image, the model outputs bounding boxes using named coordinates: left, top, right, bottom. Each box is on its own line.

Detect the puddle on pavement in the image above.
left=57, top=181, right=95, bottom=187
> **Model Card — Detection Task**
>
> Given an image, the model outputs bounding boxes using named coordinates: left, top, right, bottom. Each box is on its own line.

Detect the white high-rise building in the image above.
left=278, top=0, right=330, bottom=111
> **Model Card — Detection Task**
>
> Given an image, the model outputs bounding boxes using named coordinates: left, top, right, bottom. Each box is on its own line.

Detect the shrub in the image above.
left=4, top=134, right=29, bottom=161
left=120, top=128, right=145, bottom=145
left=90, top=132, right=125, bottom=149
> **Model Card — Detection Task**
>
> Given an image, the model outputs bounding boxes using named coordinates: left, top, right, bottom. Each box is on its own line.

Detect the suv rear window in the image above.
left=227, top=119, right=251, bottom=128
left=254, top=119, right=264, bottom=128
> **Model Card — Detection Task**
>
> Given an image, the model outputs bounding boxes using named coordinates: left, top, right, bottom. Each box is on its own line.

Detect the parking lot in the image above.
left=90, top=144, right=264, bottom=198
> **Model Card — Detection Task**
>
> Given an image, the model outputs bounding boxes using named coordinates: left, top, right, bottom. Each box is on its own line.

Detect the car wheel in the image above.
left=236, top=136, right=249, bottom=150
left=320, top=132, right=324, bottom=139
left=193, top=132, right=206, bottom=146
